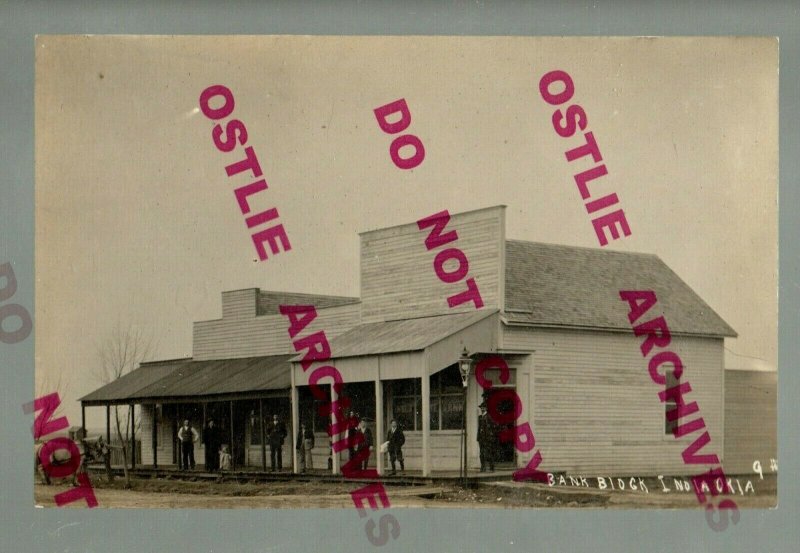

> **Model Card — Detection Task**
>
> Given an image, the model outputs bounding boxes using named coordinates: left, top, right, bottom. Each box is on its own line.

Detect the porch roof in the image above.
left=296, top=309, right=499, bottom=361
left=80, top=354, right=293, bottom=404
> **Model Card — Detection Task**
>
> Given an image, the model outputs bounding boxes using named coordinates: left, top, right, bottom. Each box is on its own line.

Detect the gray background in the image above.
left=0, top=1, right=796, bottom=552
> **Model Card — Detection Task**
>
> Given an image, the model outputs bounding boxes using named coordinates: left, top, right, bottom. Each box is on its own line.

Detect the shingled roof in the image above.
left=504, top=240, right=736, bottom=337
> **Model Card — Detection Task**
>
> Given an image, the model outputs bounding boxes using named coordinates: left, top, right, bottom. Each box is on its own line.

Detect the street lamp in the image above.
left=458, top=347, right=472, bottom=487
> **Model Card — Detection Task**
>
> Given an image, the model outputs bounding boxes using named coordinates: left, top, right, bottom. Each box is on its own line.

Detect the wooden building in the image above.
left=81, top=205, right=738, bottom=477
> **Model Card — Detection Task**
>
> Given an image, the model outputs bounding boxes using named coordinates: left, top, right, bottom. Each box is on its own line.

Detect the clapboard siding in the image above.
left=503, top=325, right=725, bottom=476
left=221, top=289, right=258, bottom=320
left=360, top=206, right=505, bottom=323
left=331, top=431, right=463, bottom=471
left=193, top=303, right=361, bottom=361
left=723, top=370, right=777, bottom=474
left=140, top=405, right=174, bottom=466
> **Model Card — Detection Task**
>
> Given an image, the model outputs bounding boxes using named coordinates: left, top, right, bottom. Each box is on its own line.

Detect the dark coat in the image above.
left=296, top=428, right=314, bottom=450
left=477, top=413, right=499, bottom=446
left=386, top=427, right=405, bottom=453
left=203, top=425, right=220, bottom=449
left=346, top=419, right=359, bottom=451
left=268, top=421, right=287, bottom=448
left=354, top=427, right=372, bottom=452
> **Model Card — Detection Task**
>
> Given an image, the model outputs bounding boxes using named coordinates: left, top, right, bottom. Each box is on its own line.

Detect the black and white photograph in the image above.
left=33, top=35, right=777, bottom=522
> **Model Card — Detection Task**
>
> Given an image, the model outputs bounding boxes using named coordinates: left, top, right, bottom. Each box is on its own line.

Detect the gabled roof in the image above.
left=504, top=240, right=737, bottom=337
left=293, top=309, right=498, bottom=361
left=80, top=355, right=293, bottom=404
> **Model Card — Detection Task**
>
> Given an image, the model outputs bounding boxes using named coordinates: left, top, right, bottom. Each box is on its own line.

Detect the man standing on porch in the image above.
left=386, top=419, right=405, bottom=475
left=203, top=419, right=220, bottom=472
left=477, top=404, right=498, bottom=472
left=356, top=419, right=373, bottom=471
left=178, top=420, right=199, bottom=471
left=296, top=422, right=314, bottom=472
left=268, top=414, right=287, bottom=472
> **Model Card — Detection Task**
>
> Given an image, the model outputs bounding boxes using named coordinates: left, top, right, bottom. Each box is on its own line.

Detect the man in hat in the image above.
left=177, top=419, right=199, bottom=470
left=346, top=410, right=359, bottom=461
left=203, top=419, right=220, bottom=471
left=386, top=419, right=405, bottom=475
left=355, top=418, right=373, bottom=471
left=267, top=414, right=287, bottom=471
left=477, top=403, right=498, bottom=472
left=296, top=421, right=315, bottom=472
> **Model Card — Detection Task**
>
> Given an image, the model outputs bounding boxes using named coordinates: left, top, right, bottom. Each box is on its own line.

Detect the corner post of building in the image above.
left=81, top=403, right=86, bottom=438
left=152, top=404, right=158, bottom=468
left=421, top=369, right=431, bottom=477
left=291, top=368, right=300, bottom=474
left=260, top=398, right=267, bottom=471
left=331, top=384, right=341, bottom=475
left=105, top=404, right=111, bottom=444
left=130, top=403, right=136, bottom=470
left=375, top=370, right=384, bottom=477
left=229, top=401, right=235, bottom=470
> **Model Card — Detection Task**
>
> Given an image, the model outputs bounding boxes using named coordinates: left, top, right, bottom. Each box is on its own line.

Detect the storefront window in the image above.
left=394, top=395, right=420, bottom=431
left=430, top=364, right=464, bottom=430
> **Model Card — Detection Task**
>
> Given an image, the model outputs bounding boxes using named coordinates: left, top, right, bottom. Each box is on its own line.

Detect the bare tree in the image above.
left=34, top=371, right=70, bottom=423
left=94, top=322, right=155, bottom=487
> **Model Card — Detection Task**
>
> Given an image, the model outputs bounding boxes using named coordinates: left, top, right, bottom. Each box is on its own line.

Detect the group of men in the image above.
left=345, top=412, right=406, bottom=475
left=176, top=414, right=289, bottom=472
left=176, top=413, right=410, bottom=475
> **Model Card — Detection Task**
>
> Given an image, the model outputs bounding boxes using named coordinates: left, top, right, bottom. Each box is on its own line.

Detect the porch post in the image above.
left=152, top=405, right=158, bottom=468
left=177, top=404, right=182, bottom=469
left=375, top=378, right=384, bottom=476
left=230, top=401, right=235, bottom=470
left=201, top=402, right=206, bottom=470
left=130, top=404, right=136, bottom=470
left=421, top=373, right=431, bottom=477
left=260, top=399, right=267, bottom=471
left=331, top=384, right=340, bottom=475
left=291, top=368, right=300, bottom=474
left=105, top=404, right=111, bottom=444
left=80, top=403, right=86, bottom=438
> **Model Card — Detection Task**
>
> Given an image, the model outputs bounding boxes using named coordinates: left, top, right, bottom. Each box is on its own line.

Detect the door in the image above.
left=484, top=387, right=516, bottom=465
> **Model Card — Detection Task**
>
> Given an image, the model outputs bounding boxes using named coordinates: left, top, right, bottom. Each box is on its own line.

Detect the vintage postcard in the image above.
left=33, top=35, right=777, bottom=535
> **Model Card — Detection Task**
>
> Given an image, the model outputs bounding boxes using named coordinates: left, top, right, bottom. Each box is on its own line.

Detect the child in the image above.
left=219, top=444, right=231, bottom=471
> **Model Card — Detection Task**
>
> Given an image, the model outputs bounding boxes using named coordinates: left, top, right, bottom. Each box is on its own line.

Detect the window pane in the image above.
left=439, top=364, right=464, bottom=393
left=440, top=395, right=464, bottom=430
left=249, top=409, right=262, bottom=445
left=665, top=401, right=677, bottom=434
left=394, top=396, right=417, bottom=431
left=429, top=397, right=440, bottom=431
left=393, top=378, right=419, bottom=397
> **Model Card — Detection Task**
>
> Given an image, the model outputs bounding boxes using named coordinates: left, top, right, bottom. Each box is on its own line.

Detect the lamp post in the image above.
left=458, top=347, right=473, bottom=487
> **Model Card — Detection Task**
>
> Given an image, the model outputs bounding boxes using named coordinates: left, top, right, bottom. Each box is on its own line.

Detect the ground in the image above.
left=34, top=474, right=777, bottom=510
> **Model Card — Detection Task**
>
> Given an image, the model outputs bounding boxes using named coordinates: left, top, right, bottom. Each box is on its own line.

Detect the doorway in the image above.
left=483, top=387, right=516, bottom=465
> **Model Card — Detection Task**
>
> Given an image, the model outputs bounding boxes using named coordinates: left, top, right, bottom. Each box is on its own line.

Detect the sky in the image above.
left=35, top=36, right=778, bottom=428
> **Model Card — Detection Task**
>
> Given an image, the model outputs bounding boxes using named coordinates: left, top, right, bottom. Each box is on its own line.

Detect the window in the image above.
left=388, top=368, right=465, bottom=432
left=249, top=409, right=262, bottom=445
left=664, top=371, right=679, bottom=435
left=430, top=364, right=464, bottom=431
left=393, top=379, right=421, bottom=431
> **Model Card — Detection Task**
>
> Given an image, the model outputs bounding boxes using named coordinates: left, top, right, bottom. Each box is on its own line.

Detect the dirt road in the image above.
left=34, top=474, right=776, bottom=510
